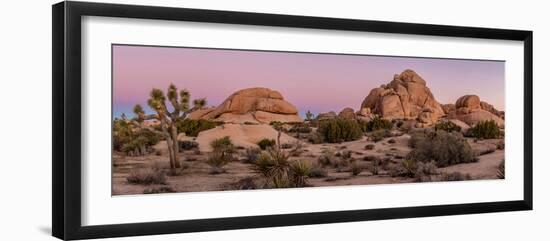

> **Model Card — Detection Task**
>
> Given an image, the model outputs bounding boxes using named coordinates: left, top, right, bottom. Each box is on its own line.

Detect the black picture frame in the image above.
left=52, top=1, right=533, bottom=240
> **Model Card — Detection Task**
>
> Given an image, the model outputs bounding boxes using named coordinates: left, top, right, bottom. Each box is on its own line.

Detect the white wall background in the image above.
left=0, top=0, right=547, bottom=240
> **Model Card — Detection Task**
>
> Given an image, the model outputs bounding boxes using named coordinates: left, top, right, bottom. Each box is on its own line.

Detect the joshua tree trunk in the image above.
left=170, top=124, right=181, bottom=168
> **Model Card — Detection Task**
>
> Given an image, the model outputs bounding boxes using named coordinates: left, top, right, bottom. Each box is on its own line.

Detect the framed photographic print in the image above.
left=52, top=1, right=533, bottom=240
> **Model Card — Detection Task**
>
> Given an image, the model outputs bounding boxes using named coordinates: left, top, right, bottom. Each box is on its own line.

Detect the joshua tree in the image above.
left=305, top=110, right=314, bottom=121
left=132, top=84, right=206, bottom=169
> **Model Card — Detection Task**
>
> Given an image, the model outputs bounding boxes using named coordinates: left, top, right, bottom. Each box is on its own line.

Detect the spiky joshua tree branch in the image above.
left=132, top=83, right=206, bottom=169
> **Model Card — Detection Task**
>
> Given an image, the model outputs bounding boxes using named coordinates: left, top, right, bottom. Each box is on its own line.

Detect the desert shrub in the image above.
left=289, top=140, right=305, bottom=157
left=414, top=161, right=438, bottom=182
left=252, top=148, right=311, bottom=188
left=350, top=162, right=363, bottom=176
left=387, top=138, right=396, bottom=144
left=308, top=164, right=328, bottom=178
left=317, top=118, right=363, bottom=143
left=228, top=177, right=257, bottom=190
left=206, top=151, right=230, bottom=174
left=176, top=119, right=216, bottom=137
left=368, top=159, right=380, bottom=175
left=434, top=121, right=462, bottom=133
left=363, top=155, right=379, bottom=162
left=339, top=150, right=353, bottom=159
left=407, top=130, right=475, bottom=167
left=364, top=144, right=375, bottom=150
left=467, top=120, right=501, bottom=139
left=368, top=129, right=391, bottom=142
left=289, top=124, right=312, bottom=133
left=363, top=116, right=393, bottom=132
left=143, top=186, right=174, bottom=194
left=179, top=140, right=199, bottom=150
left=289, top=160, right=312, bottom=187
left=114, top=123, right=162, bottom=155
left=127, top=168, right=166, bottom=185
left=497, top=160, right=505, bottom=179
left=318, top=149, right=336, bottom=167
left=209, top=136, right=236, bottom=169
left=441, top=172, right=472, bottom=181
left=307, top=131, right=325, bottom=144
left=257, top=138, right=276, bottom=150
left=243, top=147, right=262, bottom=164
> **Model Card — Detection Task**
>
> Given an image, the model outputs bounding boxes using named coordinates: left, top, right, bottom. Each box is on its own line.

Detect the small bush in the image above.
left=434, top=121, right=462, bottom=133
left=281, top=143, right=293, bottom=149
left=467, top=120, right=501, bottom=139
left=307, top=132, right=325, bottom=144
left=364, top=144, right=375, bottom=150
left=317, top=118, right=363, bottom=143
left=127, top=168, right=166, bottom=185
left=368, top=129, right=391, bottom=142
left=363, top=116, right=393, bottom=132
left=243, top=147, right=262, bottom=164
left=258, top=138, right=276, bottom=150
left=289, top=140, right=305, bottom=157
left=176, top=119, right=216, bottom=137
left=350, top=162, right=363, bottom=176
left=441, top=172, right=472, bottom=181
left=289, top=124, right=312, bottom=133
left=340, top=150, right=353, bottom=159
left=309, top=165, right=328, bottom=178
left=318, top=149, right=336, bottom=167
left=179, top=140, right=199, bottom=150
left=209, top=136, right=236, bottom=167
left=407, top=130, right=475, bottom=167
left=387, top=138, right=396, bottom=144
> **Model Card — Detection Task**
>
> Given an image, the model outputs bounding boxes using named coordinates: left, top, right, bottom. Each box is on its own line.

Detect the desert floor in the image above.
left=112, top=133, right=504, bottom=195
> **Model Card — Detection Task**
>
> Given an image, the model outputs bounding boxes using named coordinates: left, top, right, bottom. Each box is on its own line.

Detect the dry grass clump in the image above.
left=127, top=167, right=167, bottom=185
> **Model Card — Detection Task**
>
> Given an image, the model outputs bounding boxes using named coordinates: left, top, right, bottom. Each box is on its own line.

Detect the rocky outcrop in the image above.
left=361, top=69, right=444, bottom=126
left=316, top=111, right=337, bottom=121
left=188, top=87, right=303, bottom=124
left=445, top=95, right=504, bottom=128
left=338, top=107, right=356, bottom=119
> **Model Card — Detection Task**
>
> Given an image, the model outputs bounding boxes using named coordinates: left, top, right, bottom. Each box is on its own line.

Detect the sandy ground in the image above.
left=113, top=128, right=504, bottom=195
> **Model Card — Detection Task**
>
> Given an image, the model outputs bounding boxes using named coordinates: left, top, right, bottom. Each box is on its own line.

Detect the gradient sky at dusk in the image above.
left=113, top=45, right=505, bottom=118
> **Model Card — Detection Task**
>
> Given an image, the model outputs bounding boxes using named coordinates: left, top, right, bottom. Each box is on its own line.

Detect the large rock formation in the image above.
left=445, top=95, right=504, bottom=128
left=338, top=107, right=356, bottom=119
left=361, top=69, right=444, bottom=126
left=189, top=87, right=303, bottom=124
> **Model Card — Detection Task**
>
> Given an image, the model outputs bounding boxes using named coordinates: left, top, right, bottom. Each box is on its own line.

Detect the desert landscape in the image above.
left=112, top=68, right=505, bottom=195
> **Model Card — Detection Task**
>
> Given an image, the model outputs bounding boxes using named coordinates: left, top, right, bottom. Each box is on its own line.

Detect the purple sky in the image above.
left=113, top=45, right=504, bottom=118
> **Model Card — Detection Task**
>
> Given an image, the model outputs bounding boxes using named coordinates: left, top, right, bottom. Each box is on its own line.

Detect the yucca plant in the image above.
left=289, top=160, right=312, bottom=187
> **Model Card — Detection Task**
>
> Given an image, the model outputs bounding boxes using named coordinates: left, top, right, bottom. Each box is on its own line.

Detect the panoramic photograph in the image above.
left=112, top=45, right=506, bottom=195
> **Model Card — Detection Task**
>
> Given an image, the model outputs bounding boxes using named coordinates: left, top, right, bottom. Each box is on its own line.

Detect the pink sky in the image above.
left=113, top=45, right=505, bottom=118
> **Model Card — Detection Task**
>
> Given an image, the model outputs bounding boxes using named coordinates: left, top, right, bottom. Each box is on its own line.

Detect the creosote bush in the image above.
left=467, top=120, right=501, bottom=139
left=362, top=116, right=393, bottom=132
left=407, top=130, right=475, bottom=167
left=350, top=162, right=363, bottom=176
left=317, top=118, right=363, bottom=143
left=434, top=121, right=462, bottom=133
left=257, top=138, right=276, bottom=150
left=176, top=119, right=217, bottom=137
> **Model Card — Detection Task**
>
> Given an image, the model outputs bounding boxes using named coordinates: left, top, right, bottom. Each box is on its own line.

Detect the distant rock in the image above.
left=338, top=107, right=356, bottom=119
left=316, top=111, right=337, bottom=121
left=447, top=94, right=504, bottom=127
left=361, top=69, right=444, bottom=125
left=195, top=124, right=298, bottom=152
left=188, top=87, right=303, bottom=124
